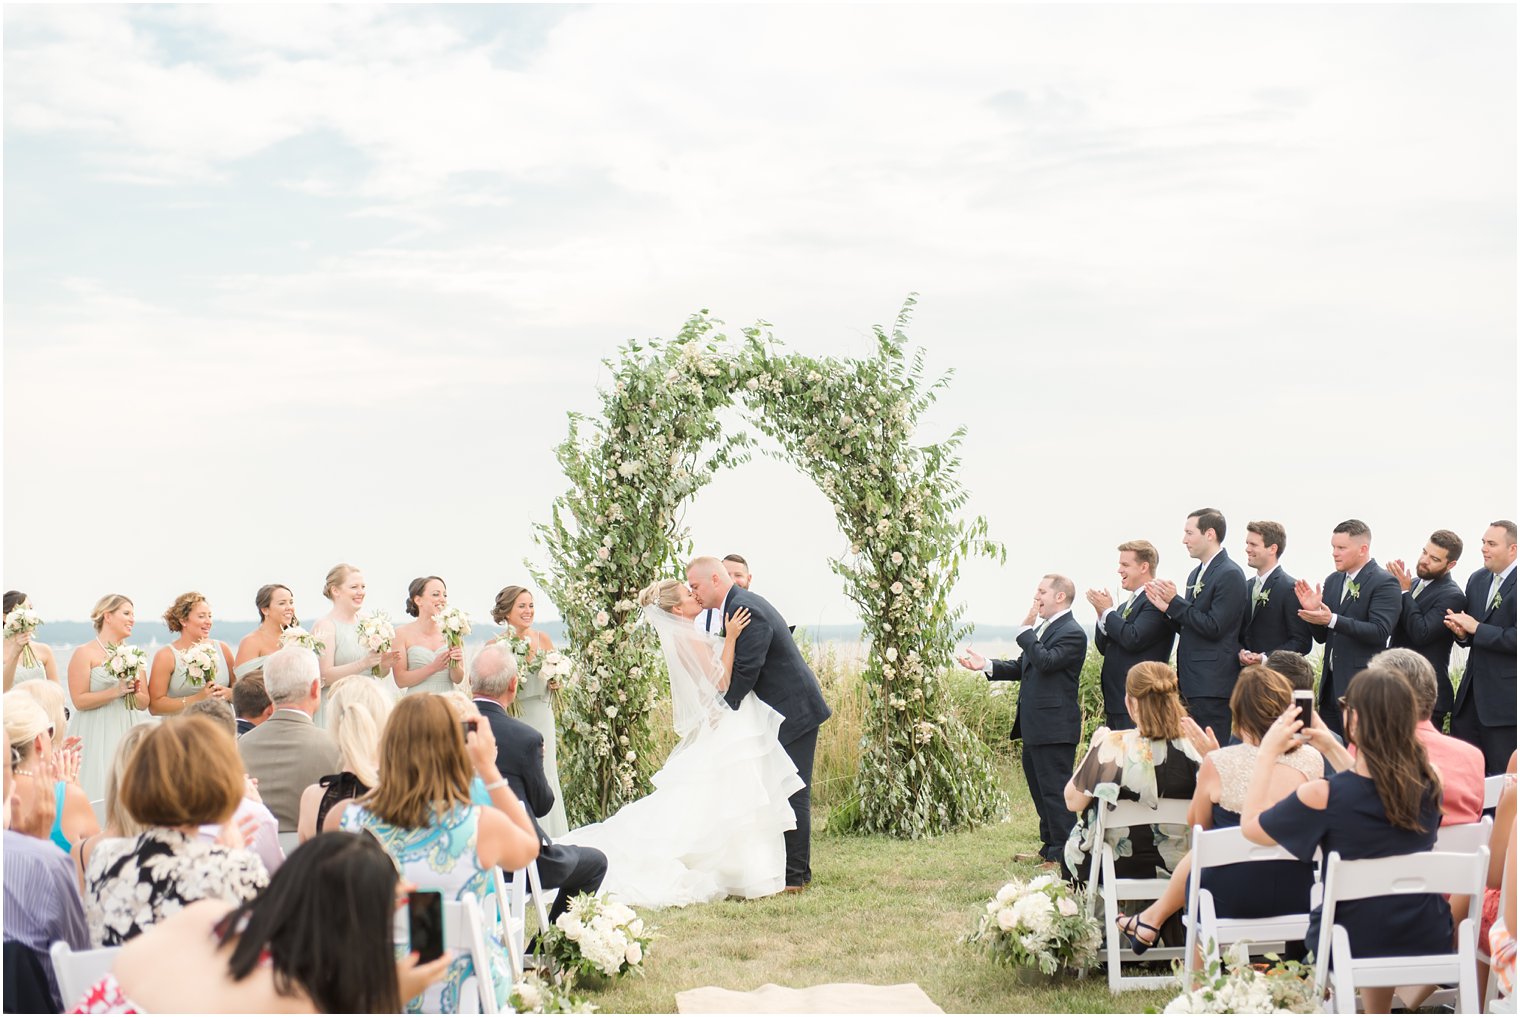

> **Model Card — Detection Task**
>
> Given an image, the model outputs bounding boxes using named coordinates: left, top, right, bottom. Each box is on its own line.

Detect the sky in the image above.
left=4, top=4, right=1515, bottom=638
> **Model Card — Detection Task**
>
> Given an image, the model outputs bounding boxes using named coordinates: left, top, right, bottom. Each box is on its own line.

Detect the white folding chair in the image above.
left=1435, top=817, right=1494, bottom=854
left=442, top=892, right=502, bottom=1014
left=1093, top=798, right=1193, bottom=992
left=89, top=798, right=107, bottom=827
left=506, top=862, right=554, bottom=971
left=49, top=941, right=121, bottom=1009
left=1314, top=848, right=1488, bottom=1015
left=277, top=830, right=302, bottom=856
left=1485, top=774, right=1508, bottom=811
left=1183, top=825, right=1313, bottom=980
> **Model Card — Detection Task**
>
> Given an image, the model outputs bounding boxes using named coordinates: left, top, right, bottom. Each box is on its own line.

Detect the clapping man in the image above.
left=1445, top=520, right=1518, bottom=774
left=1296, top=519, right=1401, bottom=737
left=1238, top=521, right=1311, bottom=665
left=1087, top=540, right=1174, bottom=731
left=1145, top=508, right=1246, bottom=741
left=958, top=575, right=1087, bottom=869
left=1389, top=529, right=1467, bottom=732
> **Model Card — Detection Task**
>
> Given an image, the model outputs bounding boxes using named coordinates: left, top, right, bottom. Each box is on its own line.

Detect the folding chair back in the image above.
left=1183, top=824, right=1311, bottom=979
left=1485, top=774, right=1507, bottom=811
left=49, top=942, right=120, bottom=1010
left=1097, top=797, right=1193, bottom=992
left=442, top=892, right=502, bottom=1014
left=1434, top=816, right=1493, bottom=854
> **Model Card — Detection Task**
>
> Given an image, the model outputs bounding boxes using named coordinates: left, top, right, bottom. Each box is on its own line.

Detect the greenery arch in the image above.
left=531, top=299, right=1009, bottom=838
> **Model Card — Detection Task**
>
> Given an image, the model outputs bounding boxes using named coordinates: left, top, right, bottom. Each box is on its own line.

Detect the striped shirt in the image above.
left=3, top=829, right=91, bottom=1008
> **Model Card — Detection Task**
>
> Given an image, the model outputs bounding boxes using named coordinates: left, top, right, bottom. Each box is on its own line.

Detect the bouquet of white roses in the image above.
left=542, top=892, right=653, bottom=983
left=432, top=606, right=471, bottom=661
left=279, top=626, right=326, bottom=655
left=354, top=611, right=395, bottom=678
left=4, top=606, right=43, bottom=668
left=507, top=970, right=599, bottom=1014
left=181, top=641, right=219, bottom=688
left=1158, top=942, right=1318, bottom=1014
left=965, top=874, right=1101, bottom=975
left=105, top=642, right=148, bottom=710
left=538, top=649, right=576, bottom=693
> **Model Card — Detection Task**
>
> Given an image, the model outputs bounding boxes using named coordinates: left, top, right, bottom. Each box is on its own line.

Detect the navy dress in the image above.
left=1260, top=770, right=1450, bottom=960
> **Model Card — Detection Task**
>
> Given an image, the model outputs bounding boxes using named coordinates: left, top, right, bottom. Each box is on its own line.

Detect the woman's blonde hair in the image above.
left=1126, top=661, right=1186, bottom=741
left=104, top=725, right=153, bottom=838
left=14, top=682, right=66, bottom=749
left=638, top=579, right=683, bottom=612
left=326, top=676, right=392, bottom=788
left=323, top=564, right=359, bottom=601
left=90, top=594, right=132, bottom=633
left=359, top=695, right=472, bottom=830
left=3, top=690, right=50, bottom=760
left=162, top=591, right=207, bottom=633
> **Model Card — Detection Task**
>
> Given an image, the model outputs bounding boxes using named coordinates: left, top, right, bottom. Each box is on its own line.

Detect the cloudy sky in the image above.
left=4, top=4, right=1514, bottom=636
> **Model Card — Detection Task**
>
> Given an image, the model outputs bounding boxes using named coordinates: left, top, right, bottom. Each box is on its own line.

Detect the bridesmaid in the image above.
left=148, top=592, right=236, bottom=715
left=234, top=584, right=295, bottom=685
left=66, top=594, right=148, bottom=801
left=492, top=584, right=568, bottom=837
left=392, top=576, right=464, bottom=696
left=310, top=564, right=399, bottom=726
left=4, top=591, right=61, bottom=692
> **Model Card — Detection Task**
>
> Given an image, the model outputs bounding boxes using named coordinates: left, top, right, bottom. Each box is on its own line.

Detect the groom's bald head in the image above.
left=685, top=556, right=733, bottom=609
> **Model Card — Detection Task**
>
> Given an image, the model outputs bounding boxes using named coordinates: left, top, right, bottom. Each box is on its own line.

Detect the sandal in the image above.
left=1114, top=913, right=1161, bottom=955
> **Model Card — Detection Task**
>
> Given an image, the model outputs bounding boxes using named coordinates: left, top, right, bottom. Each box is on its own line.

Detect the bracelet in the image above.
left=482, top=777, right=511, bottom=793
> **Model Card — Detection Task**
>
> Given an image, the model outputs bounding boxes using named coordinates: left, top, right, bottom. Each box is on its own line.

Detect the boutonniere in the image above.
left=1121, top=599, right=1135, bottom=619
left=1345, top=579, right=1361, bottom=601
left=1189, top=578, right=1205, bottom=598
left=1493, top=592, right=1504, bottom=610
left=1253, top=587, right=1271, bottom=608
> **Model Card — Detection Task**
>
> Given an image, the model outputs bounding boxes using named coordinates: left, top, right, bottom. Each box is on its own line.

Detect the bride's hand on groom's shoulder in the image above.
left=724, top=607, right=752, bottom=636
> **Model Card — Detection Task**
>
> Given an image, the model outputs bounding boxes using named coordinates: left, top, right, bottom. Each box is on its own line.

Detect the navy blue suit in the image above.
left=721, top=585, right=830, bottom=885
left=1391, top=573, right=1466, bottom=729
left=1094, top=593, right=1175, bottom=730
left=1240, top=566, right=1312, bottom=658
left=1451, top=567, right=1517, bottom=774
left=1309, top=560, right=1402, bottom=737
left=1165, top=550, right=1247, bottom=740
left=988, top=611, right=1087, bottom=862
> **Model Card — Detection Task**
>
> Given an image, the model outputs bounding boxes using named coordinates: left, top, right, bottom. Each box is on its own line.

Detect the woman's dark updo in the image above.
left=406, top=576, right=445, bottom=618
left=491, top=585, right=530, bottom=625
left=255, top=584, right=292, bottom=627
left=3, top=591, right=26, bottom=616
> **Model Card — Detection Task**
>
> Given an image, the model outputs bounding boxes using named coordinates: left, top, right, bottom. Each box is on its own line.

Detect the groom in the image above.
left=686, top=555, right=831, bottom=891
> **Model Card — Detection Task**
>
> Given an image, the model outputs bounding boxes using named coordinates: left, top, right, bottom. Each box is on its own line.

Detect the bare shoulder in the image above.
left=120, top=899, right=230, bottom=965
left=1296, top=779, right=1330, bottom=810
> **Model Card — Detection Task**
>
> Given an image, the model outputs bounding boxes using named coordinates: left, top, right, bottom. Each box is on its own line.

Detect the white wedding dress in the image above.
left=558, top=606, right=804, bottom=908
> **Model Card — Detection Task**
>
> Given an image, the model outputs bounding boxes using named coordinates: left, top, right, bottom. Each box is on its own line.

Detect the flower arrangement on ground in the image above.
left=508, top=970, right=599, bottom=1014
left=965, top=874, right=1101, bottom=976
left=3, top=605, right=42, bottom=668
left=180, top=641, right=219, bottom=687
left=354, top=611, right=395, bottom=677
left=1158, top=943, right=1319, bottom=1014
left=279, top=626, right=326, bottom=655
left=541, top=892, right=652, bottom=984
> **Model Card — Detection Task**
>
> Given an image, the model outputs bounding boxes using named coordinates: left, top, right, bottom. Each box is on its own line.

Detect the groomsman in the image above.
left=958, top=574, right=1087, bottom=869
left=1238, top=521, right=1312, bottom=664
left=1445, top=520, right=1517, bottom=774
left=1388, top=529, right=1467, bottom=732
left=1087, top=540, right=1175, bottom=731
left=1145, top=508, right=1246, bottom=741
left=1297, top=519, right=1402, bottom=737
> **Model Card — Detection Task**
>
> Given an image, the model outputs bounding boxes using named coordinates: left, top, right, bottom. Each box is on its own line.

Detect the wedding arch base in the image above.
left=532, top=298, right=1009, bottom=839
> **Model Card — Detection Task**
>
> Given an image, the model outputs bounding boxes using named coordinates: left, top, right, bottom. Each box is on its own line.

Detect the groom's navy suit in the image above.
left=988, top=610, right=1087, bottom=864
left=1308, top=560, right=1402, bottom=737
left=1165, top=550, right=1247, bottom=740
left=721, top=585, right=831, bottom=887
left=1093, top=593, right=1174, bottom=730
left=1391, top=572, right=1466, bottom=731
left=1451, top=566, right=1517, bottom=775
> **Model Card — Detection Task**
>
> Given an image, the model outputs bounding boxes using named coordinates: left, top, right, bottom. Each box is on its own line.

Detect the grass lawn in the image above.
left=580, top=760, right=1174, bottom=1014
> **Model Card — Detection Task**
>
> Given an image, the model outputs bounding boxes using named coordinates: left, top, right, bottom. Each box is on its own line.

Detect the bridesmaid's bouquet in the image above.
left=181, top=641, right=219, bottom=688
left=279, top=626, right=326, bottom=656
left=355, top=611, right=396, bottom=678
left=539, top=649, right=576, bottom=693
left=105, top=642, right=148, bottom=710
left=432, top=606, right=471, bottom=662
left=3, top=606, right=42, bottom=668
left=542, top=892, right=652, bottom=983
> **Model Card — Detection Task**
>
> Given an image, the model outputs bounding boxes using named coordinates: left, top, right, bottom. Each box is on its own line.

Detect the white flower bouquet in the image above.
left=279, top=626, right=326, bottom=655
left=105, top=642, right=148, bottom=710
left=542, top=892, right=653, bottom=984
left=4, top=606, right=43, bottom=668
left=181, top=641, right=219, bottom=687
left=539, top=649, right=576, bottom=693
left=1159, top=942, right=1318, bottom=1013
left=432, top=606, right=471, bottom=662
left=507, top=970, right=598, bottom=1014
left=964, top=874, right=1101, bottom=976
left=354, top=611, right=395, bottom=677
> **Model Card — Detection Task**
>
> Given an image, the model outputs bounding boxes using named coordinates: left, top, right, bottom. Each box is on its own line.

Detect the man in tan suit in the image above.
left=237, top=645, right=339, bottom=832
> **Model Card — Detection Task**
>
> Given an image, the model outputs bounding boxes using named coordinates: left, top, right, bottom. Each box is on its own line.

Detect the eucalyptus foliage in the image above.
left=532, top=298, right=1010, bottom=837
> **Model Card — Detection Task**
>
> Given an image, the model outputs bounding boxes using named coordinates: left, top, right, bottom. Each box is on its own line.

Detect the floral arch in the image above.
left=531, top=299, right=1009, bottom=838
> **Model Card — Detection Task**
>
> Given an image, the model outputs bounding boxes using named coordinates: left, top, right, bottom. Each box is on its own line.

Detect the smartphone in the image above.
left=1291, top=689, right=1315, bottom=736
left=461, top=719, right=478, bottom=737
left=407, top=890, right=445, bottom=963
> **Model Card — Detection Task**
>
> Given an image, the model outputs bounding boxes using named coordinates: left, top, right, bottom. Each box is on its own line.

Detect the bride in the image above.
left=557, top=579, right=804, bottom=907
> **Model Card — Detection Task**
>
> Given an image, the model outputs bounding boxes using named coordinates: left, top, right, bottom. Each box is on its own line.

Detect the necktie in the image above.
left=1121, top=592, right=1138, bottom=619
left=1411, top=579, right=1423, bottom=600
left=1250, top=576, right=1263, bottom=617
left=1034, top=620, right=1049, bottom=639
left=1489, top=573, right=1503, bottom=610
left=1340, top=576, right=1352, bottom=603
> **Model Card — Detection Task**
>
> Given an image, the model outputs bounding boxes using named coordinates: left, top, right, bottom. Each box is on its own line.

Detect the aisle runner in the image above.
left=675, top=982, right=943, bottom=1013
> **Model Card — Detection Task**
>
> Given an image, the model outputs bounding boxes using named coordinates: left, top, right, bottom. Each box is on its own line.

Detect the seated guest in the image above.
left=296, top=675, right=391, bottom=842
left=1489, top=765, right=1517, bottom=1006
left=186, top=698, right=284, bottom=873
left=1264, top=649, right=1345, bottom=747
left=1367, top=647, right=1484, bottom=825
left=1064, top=662, right=1202, bottom=885
left=238, top=646, right=340, bottom=832
left=71, top=725, right=152, bottom=890
left=1245, top=668, right=1450, bottom=1015
left=470, top=644, right=607, bottom=924
left=1115, top=666, right=1323, bottom=951
left=4, top=744, right=90, bottom=1011
left=233, top=676, right=272, bottom=736
left=84, top=716, right=268, bottom=945
left=66, top=833, right=449, bottom=1014
left=328, top=695, right=540, bottom=1013
left=5, top=688, right=98, bottom=850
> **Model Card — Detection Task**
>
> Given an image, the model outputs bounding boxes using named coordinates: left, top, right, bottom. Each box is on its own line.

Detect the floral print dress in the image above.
left=1063, top=727, right=1201, bottom=881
